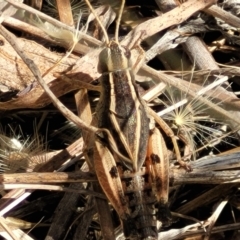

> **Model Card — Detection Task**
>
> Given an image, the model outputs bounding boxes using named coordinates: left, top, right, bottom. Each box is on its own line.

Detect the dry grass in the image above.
left=0, top=0, right=240, bottom=239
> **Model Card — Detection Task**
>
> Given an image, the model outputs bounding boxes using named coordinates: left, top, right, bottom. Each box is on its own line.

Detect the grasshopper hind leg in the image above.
left=147, top=127, right=172, bottom=228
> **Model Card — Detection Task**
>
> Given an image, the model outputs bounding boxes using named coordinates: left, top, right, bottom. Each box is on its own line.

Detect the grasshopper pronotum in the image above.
left=82, top=0, right=177, bottom=238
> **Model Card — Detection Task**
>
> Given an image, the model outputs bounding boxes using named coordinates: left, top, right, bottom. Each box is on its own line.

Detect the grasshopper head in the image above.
left=98, top=41, right=131, bottom=73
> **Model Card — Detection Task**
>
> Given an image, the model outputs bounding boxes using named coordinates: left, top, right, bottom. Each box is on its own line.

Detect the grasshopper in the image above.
left=82, top=0, right=183, bottom=238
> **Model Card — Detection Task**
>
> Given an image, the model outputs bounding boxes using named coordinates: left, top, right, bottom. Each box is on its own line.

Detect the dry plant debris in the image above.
left=0, top=0, right=240, bottom=239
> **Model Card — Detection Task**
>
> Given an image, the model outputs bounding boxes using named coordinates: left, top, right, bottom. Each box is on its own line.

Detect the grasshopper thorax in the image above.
left=98, top=41, right=131, bottom=73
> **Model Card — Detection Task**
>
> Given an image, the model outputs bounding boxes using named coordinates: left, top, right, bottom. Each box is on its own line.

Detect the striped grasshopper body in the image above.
left=84, top=0, right=172, bottom=238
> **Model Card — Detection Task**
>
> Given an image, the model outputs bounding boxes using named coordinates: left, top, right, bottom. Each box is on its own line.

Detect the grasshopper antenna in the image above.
left=115, top=0, right=125, bottom=43
left=84, top=0, right=109, bottom=44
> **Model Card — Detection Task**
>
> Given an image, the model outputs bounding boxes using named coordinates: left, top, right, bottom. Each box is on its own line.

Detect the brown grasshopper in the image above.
left=82, top=0, right=186, bottom=238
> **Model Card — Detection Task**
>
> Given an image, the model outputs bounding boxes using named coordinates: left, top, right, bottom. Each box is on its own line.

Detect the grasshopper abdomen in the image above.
left=121, top=168, right=158, bottom=239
